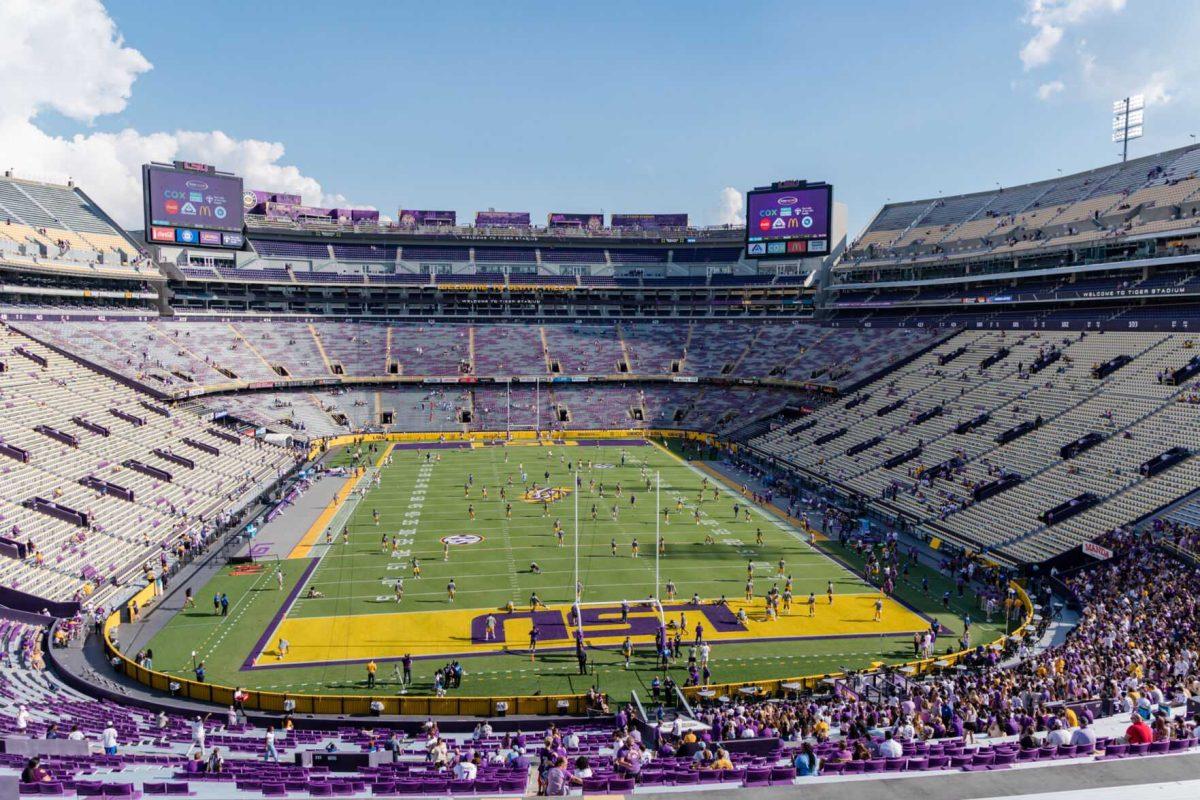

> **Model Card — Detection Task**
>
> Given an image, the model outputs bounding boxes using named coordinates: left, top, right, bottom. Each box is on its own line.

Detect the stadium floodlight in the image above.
left=1112, top=95, right=1145, bottom=162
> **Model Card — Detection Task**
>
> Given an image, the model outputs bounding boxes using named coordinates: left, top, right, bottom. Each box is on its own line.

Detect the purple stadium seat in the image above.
left=743, top=767, right=772, bottom=786
left=581, top=777, right=608, bottom=793
left=1148, top=740, right=1170, bottom=754
left=1101, top=744, right=1127, bottom=759
left=770, top=766, right=796, bottom=783
left=885, top=758, right=906, bottom=771
left=498, top=775, right=527, bottom=792
left=607, top=777, right=635, bottom=792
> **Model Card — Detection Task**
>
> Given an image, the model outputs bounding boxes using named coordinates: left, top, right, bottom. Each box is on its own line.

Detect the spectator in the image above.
left=101, top=721, right=119, bottom=755
left=1125, top=713, right=1153, bottom=745
left=21, top=757, right=50, bottom=783
left=1071, top=719, right=1097, bottom=749
left=544, top=756, right=569, bottom=796
left=794, top=741, right=820, bottom=776
left=877, top=730, right=903, bottom=759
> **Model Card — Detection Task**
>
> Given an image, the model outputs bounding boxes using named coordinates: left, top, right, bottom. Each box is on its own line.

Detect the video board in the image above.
left=744, top=183, right=832, bottom=259
left=143, top=162, right=245, bottom=248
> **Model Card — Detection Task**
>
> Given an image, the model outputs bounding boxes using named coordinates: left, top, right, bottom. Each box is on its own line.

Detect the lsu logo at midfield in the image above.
left=441, top=534, right=483, bottom=546
left=521, top=487, right=573, bottom=503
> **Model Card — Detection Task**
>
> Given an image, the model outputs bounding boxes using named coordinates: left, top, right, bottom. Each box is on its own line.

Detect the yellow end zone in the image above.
left=253, top=594, right=927, bottom=667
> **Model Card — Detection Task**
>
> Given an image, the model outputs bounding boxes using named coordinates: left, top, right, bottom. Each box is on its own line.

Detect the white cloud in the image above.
left=1036, top=79, right=1066, bottom=100
left=0, top=0, right=361, bottom=228
left=1139, top=70, right=1174, bottom=107
left=1019, top=0, right=1126, bottom=69
left=714, top=186, right=744, bottom=226
left=1020, top=24, right=1063, bottom=70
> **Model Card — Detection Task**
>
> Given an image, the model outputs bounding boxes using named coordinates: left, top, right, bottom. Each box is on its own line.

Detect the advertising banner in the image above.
left=475, top=211, right=531, bottom=227
left=548, top=212, right=603, bottom=230
left=611, top=213, right=688, bottom=230
left=398, top=210, right=457, bottom=227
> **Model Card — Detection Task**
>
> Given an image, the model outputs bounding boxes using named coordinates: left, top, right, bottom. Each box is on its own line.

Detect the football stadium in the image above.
left=4, top=2, right=1200, bottom=798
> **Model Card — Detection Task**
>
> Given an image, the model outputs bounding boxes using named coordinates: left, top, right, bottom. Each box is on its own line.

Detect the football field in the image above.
left=144, top=439, right=1005, bottom=699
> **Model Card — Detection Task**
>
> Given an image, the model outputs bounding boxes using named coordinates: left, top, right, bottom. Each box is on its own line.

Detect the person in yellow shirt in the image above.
left=812, top=718, right=831, bottom=742
left=709, top=748, right=733, bottom=770
left=1063, top=706, right=1079, bottom=728
left=366, top=660, right=377, bottom=688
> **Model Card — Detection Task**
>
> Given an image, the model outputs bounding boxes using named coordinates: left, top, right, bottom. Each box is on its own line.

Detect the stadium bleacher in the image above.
left=0, top=175, right=148, bottom=278
left=746, top=329, right=1200, bottom=565
left=15, top=320, right=941, bottom=398
left=841, top=144, right=1200, bottom=272
left=0, top=323, right=296, bottom=605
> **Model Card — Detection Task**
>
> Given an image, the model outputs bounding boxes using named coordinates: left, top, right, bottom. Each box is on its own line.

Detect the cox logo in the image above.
left=185, top=180, right=210, bottom=191
left=776, top=196, right=798, bottom=205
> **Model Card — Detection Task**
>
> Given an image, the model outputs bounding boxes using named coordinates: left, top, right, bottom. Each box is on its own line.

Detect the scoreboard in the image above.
left=143, top=162, right=244, bottom=248
left=744, top=182, right=832, bottom=259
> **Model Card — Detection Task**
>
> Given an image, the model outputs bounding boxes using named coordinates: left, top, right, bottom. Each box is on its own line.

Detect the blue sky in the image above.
left=9, top=0, right=1198, bottom=234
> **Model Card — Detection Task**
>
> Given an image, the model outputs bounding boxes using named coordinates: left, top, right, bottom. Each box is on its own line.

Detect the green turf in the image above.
left=144, top=440, right=1007, bottom=699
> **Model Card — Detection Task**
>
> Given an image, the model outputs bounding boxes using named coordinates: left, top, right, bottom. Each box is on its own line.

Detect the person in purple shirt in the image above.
left=544, top=756, right=569, bottom=795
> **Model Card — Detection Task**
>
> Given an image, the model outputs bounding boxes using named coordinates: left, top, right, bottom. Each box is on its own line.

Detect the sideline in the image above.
left=647, top=437, right=827, bottom=543
left=287, top=444, right=395, bottom=559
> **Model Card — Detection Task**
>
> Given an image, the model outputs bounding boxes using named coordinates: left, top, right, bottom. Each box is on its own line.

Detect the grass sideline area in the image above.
left=143, top=439, right=1006, bottom=699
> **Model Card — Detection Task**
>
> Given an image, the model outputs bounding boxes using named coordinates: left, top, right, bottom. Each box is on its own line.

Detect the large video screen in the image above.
left=744, top=184, right=832, bottom=259
left=144, top=165, right=244, bottom=235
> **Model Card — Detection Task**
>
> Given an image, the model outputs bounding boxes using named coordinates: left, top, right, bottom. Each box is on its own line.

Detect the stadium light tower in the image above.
left=1112, top=95, right=1144, bottom=163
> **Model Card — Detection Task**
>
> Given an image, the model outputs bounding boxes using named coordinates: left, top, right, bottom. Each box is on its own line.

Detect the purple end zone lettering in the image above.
left=469, top=609, right=569, bottom=645
left=468, top=601, right=743, bottom=646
